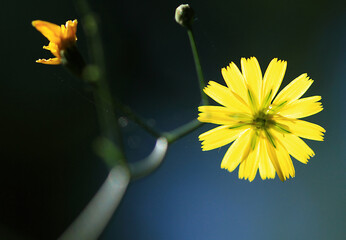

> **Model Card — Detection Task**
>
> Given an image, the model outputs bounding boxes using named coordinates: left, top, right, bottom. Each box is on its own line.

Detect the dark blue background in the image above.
left=0, top=0, right=345, bottom=239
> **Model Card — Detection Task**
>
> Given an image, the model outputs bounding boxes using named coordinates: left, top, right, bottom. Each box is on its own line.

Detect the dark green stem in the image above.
left=76, top=0, right=125, bottom=165
left=113, top=100, right=161, bottom=138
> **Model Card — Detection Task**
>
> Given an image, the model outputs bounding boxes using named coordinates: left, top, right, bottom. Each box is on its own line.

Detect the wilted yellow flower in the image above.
left=32, top=19, right=78, bottom=65
left=198, top=57, right=325, bottom=182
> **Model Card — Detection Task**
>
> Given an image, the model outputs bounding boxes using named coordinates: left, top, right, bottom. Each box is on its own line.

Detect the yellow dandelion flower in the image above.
left=32, top=19, right=78, bottom=65
left=198, top=57, right=325, bottom=182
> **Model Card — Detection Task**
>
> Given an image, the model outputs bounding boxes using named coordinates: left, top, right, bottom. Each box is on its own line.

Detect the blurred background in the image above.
left=0, top=0, right=345, bottom=239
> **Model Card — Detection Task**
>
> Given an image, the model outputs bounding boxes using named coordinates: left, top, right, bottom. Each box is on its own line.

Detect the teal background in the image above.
left=0, top=0, right=345, bottom=239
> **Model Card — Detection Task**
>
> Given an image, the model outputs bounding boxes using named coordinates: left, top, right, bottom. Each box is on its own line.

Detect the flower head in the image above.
left=198, top=57, right=325, bottom=182
left=32, top=19, right=78, bottom=65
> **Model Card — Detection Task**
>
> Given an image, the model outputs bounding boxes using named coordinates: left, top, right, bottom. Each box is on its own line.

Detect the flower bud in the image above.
left=175, top=4, right=194, bottom=28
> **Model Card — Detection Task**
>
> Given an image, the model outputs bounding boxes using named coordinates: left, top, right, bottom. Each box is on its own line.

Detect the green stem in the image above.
left=164, top=119, right=204, bottom=144
left=75, top=0, right=126, bottom=165
left=187, top=28, right=209, bottom=105
left=93, top=86, right=124, bottom=152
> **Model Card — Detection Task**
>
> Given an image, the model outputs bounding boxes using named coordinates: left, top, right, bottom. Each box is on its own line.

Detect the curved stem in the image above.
left=129, top=120, right=204, bottom=180
left=59, top=166, right=130, bottom=240
left=129, top=137, right=168, bottom=180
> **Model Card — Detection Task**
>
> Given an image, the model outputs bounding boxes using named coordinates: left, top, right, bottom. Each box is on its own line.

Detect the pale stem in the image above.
left=129, top=137, right=168, bottom=180
left=58, top=166, right=130, bottom=240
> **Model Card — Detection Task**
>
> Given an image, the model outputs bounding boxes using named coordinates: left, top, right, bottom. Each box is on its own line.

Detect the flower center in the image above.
left=252, top=112, right=273, bottom=130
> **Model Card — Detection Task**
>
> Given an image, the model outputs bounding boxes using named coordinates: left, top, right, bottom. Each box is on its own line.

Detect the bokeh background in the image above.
left=1, top=0, right=345, bottom=239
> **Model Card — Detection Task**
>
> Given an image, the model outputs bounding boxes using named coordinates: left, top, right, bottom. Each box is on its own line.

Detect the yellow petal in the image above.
left=65, top=19, right=78, bottom=40
left=60, top=24, right=67, bottom=39
left=262, top=58, right=287, bottom=107
left=239, top=139, right=261, bottom=182
left=275, top=138, right=295, bottom=179
left=198, top=106, right=247, bottom=117
left=199, top=124, right=241, bottom=140
left=43, top=42, right=60, bottom=57
left=273, top=73, right=313, bottom=106
left=32, top=20, right=61, bottom=43
left=259, top=137, right=276, bottom=179
left=276, top=118, right=325, bottom=141
left=278, top=96, right=323, bottom=119
left=203, top=81, right=250, bottom=113
left=221, top=62, right=249, bottom=105
left=221, top=128, right=253, bottom=172
left=60, top=20, right=78, bottom=47
left=197, top=106, right=252, bottom=125
left=198, top=113, right=238, bottom=125
left=264, top=137, right=285, bottom=181
left=36, top=58, right=61, bottom=65
left=271, top=130, right=314, bottom=164
left=199, top=125, right=246, bottom=151
left=241, top=57, right=262, bottom=108
left=238, top=159, right=246, bottom=180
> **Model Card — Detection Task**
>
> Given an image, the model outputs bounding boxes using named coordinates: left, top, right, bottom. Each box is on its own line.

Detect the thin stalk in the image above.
left=113, top=99, right=161, bottom=138
left=164, top=119, right=204, bottom=144
left=187, top=28, right=209, bottom=105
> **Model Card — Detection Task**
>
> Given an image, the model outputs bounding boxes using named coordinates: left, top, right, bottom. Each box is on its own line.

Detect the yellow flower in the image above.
left=198, top=57, right=325, bottom=182
left=32, top=19, right=78, bottom=65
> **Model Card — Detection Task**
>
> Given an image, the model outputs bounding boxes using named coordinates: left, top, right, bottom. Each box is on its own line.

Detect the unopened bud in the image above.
left=175, top=4, right=194, bottom=28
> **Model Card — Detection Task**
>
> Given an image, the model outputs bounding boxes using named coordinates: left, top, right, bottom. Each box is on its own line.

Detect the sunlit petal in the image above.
left=66, top=20, right=78, bottom=41
left=221, top=128, right=253, bottom=172
left=258, top=137, right=276, bottom=179
left=275, top=138, right=295, bottom=179
left=198, top=106, right=252, bottom=125
left=241, top=57, right=262, bottom=108
left=262, top=58, right=287, bottom=106
left=199, top=125, right=246, bottom=151
left=239, top=138, right=261, bottom=182
left=273, top=73, right=313, bottom=106
left=36, top=58, right=61, bottom=65
left=203, top=81, right=250, bottom=113
left=265, top=138, right=285, bottom=182
left=32, top=20, right=61, bottom=43
left=276, top=118, right=325, bottom=141
left=272, top=130, right=314, bottom=164
left=221, top=62, right=249, bottom=105
left=278, top=96, right=323, bottom=118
